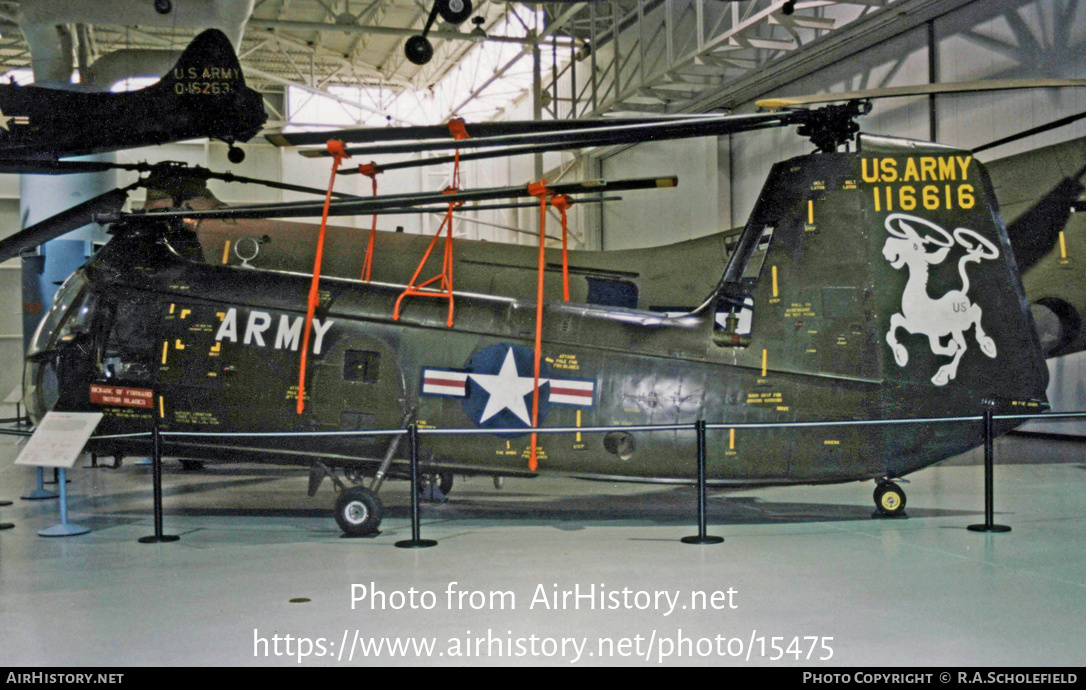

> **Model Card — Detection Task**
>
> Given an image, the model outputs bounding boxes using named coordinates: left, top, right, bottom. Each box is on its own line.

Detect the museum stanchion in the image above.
left=968, top=406, right=1011, bottom=534
left=37, top=467, right=89, bottom=536
left=395, top=424, right=437, bottom=549
left=0, top=498, right=13, bottom=530
left=682, top=420, right=724, bottom=545
left=139, top=418, right=179, bottom=544
left=21, top=467, right=58, bottom=501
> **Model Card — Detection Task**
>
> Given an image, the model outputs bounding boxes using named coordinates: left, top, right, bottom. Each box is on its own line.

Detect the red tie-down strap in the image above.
left=359, top=162, right=380, bottom=282
left=393, top=143, right=466, bottom=328
left=447, top=118, right=470, bottom=141
left=550, top=194, right=573, bottom=302
left=525, top=180, right=554, bottom=471
left=297, top=139, right=348, bottom=414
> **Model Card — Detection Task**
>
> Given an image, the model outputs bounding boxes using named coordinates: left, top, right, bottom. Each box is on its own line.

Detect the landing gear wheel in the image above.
left=334, top=486, right=383, bottom=536
left=227, top=146, right=245, bottom=164
left=437, top=0, right=473, bottom=24
left=404, top=35, right=434, bottom=65
left=873, top=481, right=906, bottom=517
left=418, top=471, right=454, bottom=502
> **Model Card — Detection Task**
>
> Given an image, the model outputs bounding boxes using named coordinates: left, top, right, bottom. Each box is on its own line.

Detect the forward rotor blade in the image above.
left=114, top=177, right=676, bottom=222
left=265, top=115, right=723, bottom=148
left=0, top=187, right=131, bottom=262
left=756, top=78, right=1086, bottom=108
left=298, top=112, right=791, bottom=158
left=339, top=139, right=619, bottom=175
left=973, top=110, right=1086, bottom=154
left=0, top=159, right=360, bottom=199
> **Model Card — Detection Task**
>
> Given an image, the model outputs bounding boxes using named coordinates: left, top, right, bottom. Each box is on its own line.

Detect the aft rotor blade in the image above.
left=756, top=78, right=1086, bottom=108
left=114, top=177, right=676, bottom=221
left=0, top=187, right=131, bottom=262
left=973, top=110, right=1086, bottom=154
left=339, top=139, right=620, bottom=175
left=298, top=112, right=791, bottom=158
left=265, top=115, right=725, bottom=148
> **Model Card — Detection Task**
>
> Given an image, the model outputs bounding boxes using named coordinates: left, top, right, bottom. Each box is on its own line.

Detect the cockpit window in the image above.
left=27, top=271, right=88, bottom=359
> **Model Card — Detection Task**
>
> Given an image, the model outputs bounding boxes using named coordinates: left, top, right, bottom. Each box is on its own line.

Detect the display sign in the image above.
left=89, top=384, right=154, bottom=409
left=13, top=411, right=104, bottom=469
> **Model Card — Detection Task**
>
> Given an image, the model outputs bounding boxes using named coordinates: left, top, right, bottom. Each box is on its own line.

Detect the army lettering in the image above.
left=862, top=155, right=975, bottom=211
left=173, top=66, right=236, bottom=95
left=215, top=307, right=333, bottom=354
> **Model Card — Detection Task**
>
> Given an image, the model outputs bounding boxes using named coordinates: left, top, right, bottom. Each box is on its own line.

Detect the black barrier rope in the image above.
left=42, top=407, right=1086, bottom=544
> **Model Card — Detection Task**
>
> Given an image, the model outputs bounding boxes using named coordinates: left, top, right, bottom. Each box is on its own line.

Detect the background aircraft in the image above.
left=0, top=28, right=266, bottom=171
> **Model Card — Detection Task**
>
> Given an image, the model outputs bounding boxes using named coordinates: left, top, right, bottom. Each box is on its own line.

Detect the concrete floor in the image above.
left=0, top=430, right=1084, bottom=667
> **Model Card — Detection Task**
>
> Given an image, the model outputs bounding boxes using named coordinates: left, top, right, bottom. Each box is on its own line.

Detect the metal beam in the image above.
left=247, top=18, right=537, bottom=46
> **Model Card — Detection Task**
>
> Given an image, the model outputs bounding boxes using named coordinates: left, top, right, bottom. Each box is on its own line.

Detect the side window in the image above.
left=344, top=350, right=381, bottom=383
left=586, top=277, right=639, bottom=309
left=101, top=296, right=160, bottom=384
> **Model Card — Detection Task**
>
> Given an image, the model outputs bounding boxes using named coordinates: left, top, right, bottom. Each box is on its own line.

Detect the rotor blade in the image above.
left=168, top=167, right=363, bottom=199
left=0, top=187, right=131, bottom=262
left=113, top=177, right=676, bottom=222
left=756, top=78, right=1086, bottom=108
left=359, top=197, right=622, bottom=214
left=297, top=112, right=791, bottom=158
left=339, top=139, right=618, bottom=175
left=0, top=160, right=124, bottom=175
left=265, top=115, right=724, bottom=148
left=973, top=110, right=1086, bottom=154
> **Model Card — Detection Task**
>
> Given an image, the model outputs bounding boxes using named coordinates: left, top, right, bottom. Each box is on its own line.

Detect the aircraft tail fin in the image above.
left=151, top=29, right=267, bottom=145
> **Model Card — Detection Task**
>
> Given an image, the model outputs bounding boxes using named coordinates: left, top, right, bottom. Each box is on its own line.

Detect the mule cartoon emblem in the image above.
left=882, top=213, right=999, bottom=386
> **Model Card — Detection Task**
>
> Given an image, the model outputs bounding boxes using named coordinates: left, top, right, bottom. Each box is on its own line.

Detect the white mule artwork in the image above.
left=882, top=213, right=999, bottom=386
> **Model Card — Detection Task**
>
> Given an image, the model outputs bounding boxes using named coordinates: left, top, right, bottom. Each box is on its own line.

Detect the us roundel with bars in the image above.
left=420, top=343, right=595, bottom=430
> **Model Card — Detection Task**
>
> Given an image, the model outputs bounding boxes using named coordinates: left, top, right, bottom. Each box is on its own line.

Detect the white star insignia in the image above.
left=468, top=347, right=544, bottom=425
left=0, top=108, right=12, bottom=132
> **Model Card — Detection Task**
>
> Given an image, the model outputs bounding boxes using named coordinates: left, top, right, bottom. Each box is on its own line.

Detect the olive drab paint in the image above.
left=21, top=138, right=1054, bottom=531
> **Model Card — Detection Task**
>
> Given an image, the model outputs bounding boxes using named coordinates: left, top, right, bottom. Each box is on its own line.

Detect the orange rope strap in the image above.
left=550, top=194, right=572, bottom=302
left=297, top=139, right=348, bottom=414
left=359, top=162, right=380, bottom=282
left=526, top=179, right=553, bottom=472
left=393, top=151, right=461, bottom=328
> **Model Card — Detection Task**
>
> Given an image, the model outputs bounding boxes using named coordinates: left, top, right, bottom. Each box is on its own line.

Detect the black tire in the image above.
left=404, top=35, right=434, bottom=65
left=437, top=0, right=473, bottom=25
left=334, top=486, right=383, bottom=536
left=874, top=481, right=906, bottom=515
left=417, top=471, right=454, bottom=499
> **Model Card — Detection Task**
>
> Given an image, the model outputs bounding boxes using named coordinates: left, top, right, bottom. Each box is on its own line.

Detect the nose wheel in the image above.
left=334, top=486, right=384, bottom=537
left=873, top=480, right=907, bottom=518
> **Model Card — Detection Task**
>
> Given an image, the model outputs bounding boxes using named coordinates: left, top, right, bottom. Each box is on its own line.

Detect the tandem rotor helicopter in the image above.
left=4, top=69, right=1086, bottom=536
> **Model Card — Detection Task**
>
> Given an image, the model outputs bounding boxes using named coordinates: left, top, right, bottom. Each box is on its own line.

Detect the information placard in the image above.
left=13, top=411, right=104, bottom=469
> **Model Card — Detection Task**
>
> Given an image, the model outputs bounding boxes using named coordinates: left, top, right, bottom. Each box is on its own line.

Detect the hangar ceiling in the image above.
left=0, top=0, right=953, bottom=128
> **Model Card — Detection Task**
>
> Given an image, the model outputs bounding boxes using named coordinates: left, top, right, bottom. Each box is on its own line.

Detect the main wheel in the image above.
left=873, top=481, right=906, bottom=516
left=417, top=471, right=454, bottom=501
left=334, top=486, right=383, bottom=536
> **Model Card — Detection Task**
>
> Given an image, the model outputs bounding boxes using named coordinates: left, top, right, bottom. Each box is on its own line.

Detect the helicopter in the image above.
left=4, top=88, right=1082, bottom=537
left=0, top=28, right=265, bottom=172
